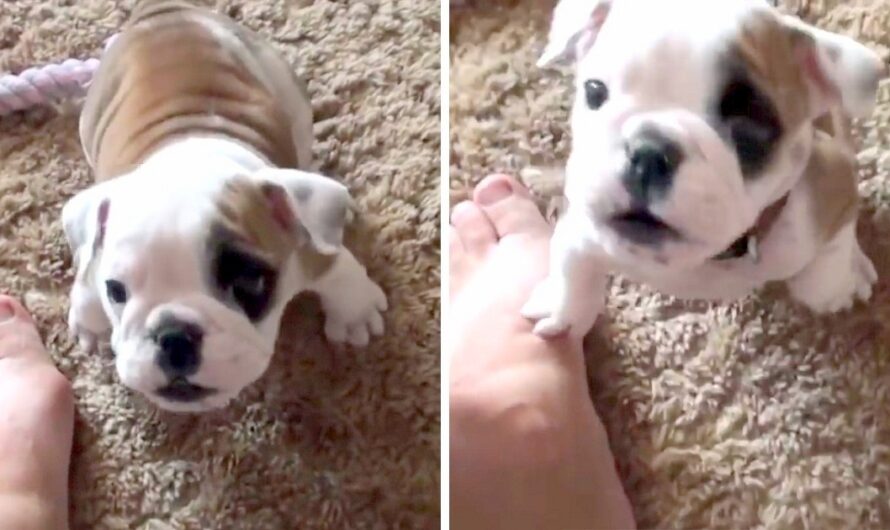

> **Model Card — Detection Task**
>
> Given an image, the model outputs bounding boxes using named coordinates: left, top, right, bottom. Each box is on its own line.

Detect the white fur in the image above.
left=310, top=251, right=388, bottom=346
left=787, top=222, right=877, bottom=313
left=524, top=0, right=884, bottom=338
left=64, top=137, right=387, bottom=412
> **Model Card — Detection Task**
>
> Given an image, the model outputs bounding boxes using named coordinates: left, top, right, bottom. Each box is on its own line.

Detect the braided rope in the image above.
left=0, top=34, right=118, bottom=116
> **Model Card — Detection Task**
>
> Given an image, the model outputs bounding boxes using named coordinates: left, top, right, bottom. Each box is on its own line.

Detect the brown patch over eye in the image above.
left=215, top=177, right=293, bottom=268
left=731, top=10, right=812, bottom=131
left=214, top=177, right=337, bottom=281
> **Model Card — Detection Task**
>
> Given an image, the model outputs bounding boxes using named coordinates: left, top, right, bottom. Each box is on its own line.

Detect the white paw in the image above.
left=67, top=305, right=100, bottom=352
left=322, top=278, right=388, bottom=347
left=521, top=276, right=601, bottom=338
left=853, top=245, right=878, bottom=301
left=795, top=249, right=877, bottom=314
left=66, top=281, right=111, bottom=352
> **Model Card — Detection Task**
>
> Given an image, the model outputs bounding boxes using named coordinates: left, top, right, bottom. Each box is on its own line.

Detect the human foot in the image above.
left=0, top=296, right=73, bottom=530
left=449, top=175, right=635, bottom=530
left=449, top=174, right=587, bottom=397
left=450, top=173, right=551, bottom=301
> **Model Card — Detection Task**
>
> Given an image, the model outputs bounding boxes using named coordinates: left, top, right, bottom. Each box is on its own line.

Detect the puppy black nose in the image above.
left=154, top=321, right=203, bottom=378
left=624, top=132, right=682, bottom=203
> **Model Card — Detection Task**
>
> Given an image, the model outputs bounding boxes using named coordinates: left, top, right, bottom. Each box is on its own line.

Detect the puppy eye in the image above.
left=231, top=274, right=266, bottom=299
left=729, top=118, right=774, bottom=148
left=214, top=246, right=276, bottom=322
left=105, top=280, right=128, bottom=304
left=584, top=79, right=609, bottom=110
left=727, top=117, right=780, bottom=174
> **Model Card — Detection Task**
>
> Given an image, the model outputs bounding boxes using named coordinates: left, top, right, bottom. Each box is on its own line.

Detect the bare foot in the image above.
left=450, top=175, right=589, bottom=423
left=449, top=175, right=635, bottom=530
left=0, top=296, right=73, bottom=530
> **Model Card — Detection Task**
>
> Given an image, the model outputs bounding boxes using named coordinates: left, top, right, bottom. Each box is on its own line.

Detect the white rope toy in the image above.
left=0, top=34, right=118, bottom=116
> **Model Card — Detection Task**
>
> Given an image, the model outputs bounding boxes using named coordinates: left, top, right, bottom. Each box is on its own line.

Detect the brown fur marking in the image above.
left=216, top=178, right=336, bottom=279
left=734, top=11, right=860, bottom=243
left=733, top=11, right=814, bottom=133
left=800, top=130, right=859, bottom=244
left=81, top=0, right=311, bottom=180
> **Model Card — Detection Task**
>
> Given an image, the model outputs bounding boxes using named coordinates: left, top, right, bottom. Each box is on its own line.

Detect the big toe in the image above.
left=473, top=174, right=550, bottom=239
left=0, top=296, right=50, bottom=364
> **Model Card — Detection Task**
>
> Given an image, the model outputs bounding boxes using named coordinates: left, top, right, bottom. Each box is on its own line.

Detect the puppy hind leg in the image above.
left=308, top=249, right=388, bottom=347
left=787, top=222, right=876, bottom=313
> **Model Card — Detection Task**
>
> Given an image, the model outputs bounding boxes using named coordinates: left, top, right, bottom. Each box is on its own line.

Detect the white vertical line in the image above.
left=439, top=0, right=451, bottom=527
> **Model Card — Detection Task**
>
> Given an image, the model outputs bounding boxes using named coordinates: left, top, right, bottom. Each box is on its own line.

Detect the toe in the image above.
left=0, top=296, right=35, bottom=326
left=0, top=296, right=48, bottom=363
left=473, top=175, right=550, bottom=239
left=451, top=201, right=497, bottom=255
left=450, top=229, right=464, bottom=266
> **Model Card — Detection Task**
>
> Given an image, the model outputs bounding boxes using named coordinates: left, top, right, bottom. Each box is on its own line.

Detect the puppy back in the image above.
left=81, top=0, right=313, bottom=179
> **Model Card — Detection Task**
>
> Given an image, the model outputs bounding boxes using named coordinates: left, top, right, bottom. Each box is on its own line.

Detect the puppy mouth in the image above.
left=156, top=378, right=216, bottom=402
left=608, top=208, right=680, bottom=245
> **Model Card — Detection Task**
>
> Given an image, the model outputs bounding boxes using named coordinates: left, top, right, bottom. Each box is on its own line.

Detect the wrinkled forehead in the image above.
left=105, top=176, right=293, bottom=267
left=593, top=0, right=776, bottom=58
left=100, top=227, right=205, bottom=296
left=213, top=177, right=293, bottom=267
left=105, top=192, right=209, bottom=245
left=99, top=178, right=220, bottom=268
left=583, top=0, right=801, bottom=116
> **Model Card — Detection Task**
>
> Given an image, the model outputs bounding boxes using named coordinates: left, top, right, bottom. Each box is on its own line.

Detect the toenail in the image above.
left=476, top=179, right=513, bottom=205
left=0, top=301, right=14, bottom=324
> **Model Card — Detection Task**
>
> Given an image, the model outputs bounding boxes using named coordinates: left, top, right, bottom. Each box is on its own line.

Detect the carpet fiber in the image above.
left=0, top=0, right=440, bottom=528
left=451, top=1, right=890, bottom=528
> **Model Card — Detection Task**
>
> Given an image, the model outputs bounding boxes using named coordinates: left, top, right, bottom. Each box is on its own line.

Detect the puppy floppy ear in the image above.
left=781, top=15, right=887, bottom=118
left=62, top=184, right=112, bottom=280
left=538, top=0, right=613, bottom=67
left=251, top=168, right=353, bottom=255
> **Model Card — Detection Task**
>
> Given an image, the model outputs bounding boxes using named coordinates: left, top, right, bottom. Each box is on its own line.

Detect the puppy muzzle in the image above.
left=569, top=111, right=757, bottom=267
left=113, top=298, right=272, bottom=412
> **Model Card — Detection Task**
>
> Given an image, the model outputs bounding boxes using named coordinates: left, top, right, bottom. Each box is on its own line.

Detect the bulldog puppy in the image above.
left=63, top=0, right=387, bottom=412
left=522, top=0, right=887, bottom=338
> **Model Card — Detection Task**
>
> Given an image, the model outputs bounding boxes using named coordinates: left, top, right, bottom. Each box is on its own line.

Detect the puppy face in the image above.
left=63, top=149, right=350, bottom=412
left=541, top=0, right=885, bottom=268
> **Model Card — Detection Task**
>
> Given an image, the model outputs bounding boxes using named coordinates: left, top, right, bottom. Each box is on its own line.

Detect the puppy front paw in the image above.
left=853, top=245, right=878, bottom=301
left=67, top=283, right=111, bottom=352
left=67, top=305, right=103, bottom=352
left=322, top=277, right=388, bottom=347
left=790, top=245, right=877, bottom=314
left=521, top=276, right=602, bottom=338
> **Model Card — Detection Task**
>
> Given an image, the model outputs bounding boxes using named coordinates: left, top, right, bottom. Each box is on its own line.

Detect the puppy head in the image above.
left=63, top=162, right=350, bottom=413
left=540, top=0, right=885, bottom=268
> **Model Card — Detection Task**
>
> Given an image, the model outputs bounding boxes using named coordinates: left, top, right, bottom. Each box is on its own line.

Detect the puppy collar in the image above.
left=712, top=193, right=790, bottom=262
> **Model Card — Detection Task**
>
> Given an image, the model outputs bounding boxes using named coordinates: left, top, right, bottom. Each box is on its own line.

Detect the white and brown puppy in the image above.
left=63, top=0, right=387, bottom=412
left=523, top=0, right=887, bottom=338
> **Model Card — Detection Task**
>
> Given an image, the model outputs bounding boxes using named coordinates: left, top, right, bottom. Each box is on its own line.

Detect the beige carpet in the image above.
left=452, top=1, right=890, bottom=528
left=0, top=0, right=440, bottom=528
